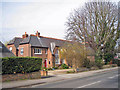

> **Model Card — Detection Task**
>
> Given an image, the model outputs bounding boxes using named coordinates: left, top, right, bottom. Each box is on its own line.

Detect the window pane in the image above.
left=38, top=49, right=39, bottom=53
left=20, top=48, right=23, bottom=55
left=45, top=49, right=47, bottom=54
left=39, top=49, right=41, bottom=53
left=9, top=47, right=12, bottom=51
left=34, top=48, right=42, bottom=54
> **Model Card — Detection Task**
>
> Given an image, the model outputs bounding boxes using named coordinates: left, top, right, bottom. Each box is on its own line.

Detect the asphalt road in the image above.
left=32, top=68, right=119, bottom=88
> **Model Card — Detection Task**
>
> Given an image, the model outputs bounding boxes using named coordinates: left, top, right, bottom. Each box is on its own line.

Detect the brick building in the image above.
left=7, top=31, right=69, bottom=68
left=7, top=31, right=95, bottom=68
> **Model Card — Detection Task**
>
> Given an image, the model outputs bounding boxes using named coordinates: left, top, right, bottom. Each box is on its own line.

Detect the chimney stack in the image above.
left=22, top=32, right=28, bottom=39
left=36, top=31, right=40, bottom=37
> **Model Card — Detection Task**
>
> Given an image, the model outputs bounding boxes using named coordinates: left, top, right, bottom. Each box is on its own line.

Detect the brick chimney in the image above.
left=22, top=32, right=28, bottom=39
left=36, top=31, right=40, bottom=37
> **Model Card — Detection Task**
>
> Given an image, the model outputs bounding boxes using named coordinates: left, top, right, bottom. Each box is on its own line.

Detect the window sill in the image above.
left=55, top=63, right=60, bottom=64
left=20, top=53, right=23, bottom=55
left=34, top=53, right=42, bottom=55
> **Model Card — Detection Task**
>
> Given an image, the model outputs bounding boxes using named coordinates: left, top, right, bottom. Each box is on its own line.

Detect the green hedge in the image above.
left=2, top=57, right=42, bottom=74
left=112, top=59, right=120, bottom=66
left=61, top=64, right=69, bottom=69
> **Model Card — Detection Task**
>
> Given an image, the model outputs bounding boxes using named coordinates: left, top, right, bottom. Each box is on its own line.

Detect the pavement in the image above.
left=34, top=67, right=118, bottom=88
left=2, top=67, right=118, bottom=89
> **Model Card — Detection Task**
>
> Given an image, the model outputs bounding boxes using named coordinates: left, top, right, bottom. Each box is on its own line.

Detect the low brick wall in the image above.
left=2, top=71, right=41, bottom=82
left=41, top=71, right=48, bottom=76
left=2, top=70, right=48, bottom=82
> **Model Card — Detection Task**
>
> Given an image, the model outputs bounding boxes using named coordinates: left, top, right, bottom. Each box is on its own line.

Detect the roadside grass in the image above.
left=66, top=64, right=117, bottom=74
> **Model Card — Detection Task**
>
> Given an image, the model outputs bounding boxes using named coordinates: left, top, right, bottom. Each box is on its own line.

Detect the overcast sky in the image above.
left=0, top=0, right=119, bottom=43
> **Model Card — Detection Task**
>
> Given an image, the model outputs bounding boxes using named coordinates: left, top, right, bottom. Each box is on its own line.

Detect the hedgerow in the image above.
left=2, top=57, right=42, bottom=74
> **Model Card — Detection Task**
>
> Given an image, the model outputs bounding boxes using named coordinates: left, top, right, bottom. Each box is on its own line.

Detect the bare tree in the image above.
left=66, top=1, right=119, bottom=60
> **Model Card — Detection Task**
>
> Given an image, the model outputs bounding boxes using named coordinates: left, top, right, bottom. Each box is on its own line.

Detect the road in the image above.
left=31, top=68, right=119, bottom=88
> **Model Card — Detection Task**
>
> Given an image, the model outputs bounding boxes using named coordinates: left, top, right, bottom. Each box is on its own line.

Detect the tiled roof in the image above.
left=7, top=37, right=23, bottom=48
left=0, top=41, right=15, bottom=57
left=19, top=35, right=68, bottom=48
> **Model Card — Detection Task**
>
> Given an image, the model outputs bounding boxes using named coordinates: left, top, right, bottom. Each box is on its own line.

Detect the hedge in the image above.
left=112, top=59, right=120, bottom=66
left=2, top=57, right=42, bottom=74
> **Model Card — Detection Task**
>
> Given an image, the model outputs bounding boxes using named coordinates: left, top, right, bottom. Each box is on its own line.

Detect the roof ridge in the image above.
left=40, top=36, right=71, bottom=42
left=14, top=37, right=22, bottom=39
left=30, top=34, right=71, bottom=42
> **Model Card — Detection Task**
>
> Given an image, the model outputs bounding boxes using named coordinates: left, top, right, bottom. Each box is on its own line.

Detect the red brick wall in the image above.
left=47, top=48, right=53, bottom=68
left=31, top=47, right=48, bottom=67
left=7, top=44, right=17, bottom=56
left=18, top=44, right=31, bottom=57
left=46, top=47, right=68, bottom=68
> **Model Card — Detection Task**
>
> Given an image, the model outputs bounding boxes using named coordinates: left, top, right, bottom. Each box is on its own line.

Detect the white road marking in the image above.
left=77, top=81, right=101, bottom=88
left=108, top=75, right=119, bottom=79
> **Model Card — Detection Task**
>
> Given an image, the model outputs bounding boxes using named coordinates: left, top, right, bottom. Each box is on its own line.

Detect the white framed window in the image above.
left=55, top=49, right=60, bottom=64
left=20, top=48, right=23, bottom=55
left=62, top=59, right=65, bottom=64
left=9, top=47, right=12, bottom=51
left=45, top=49, right=47, bottom=54
left=55, top=56, right=59, bottom=64
left=34, top=48, right=42, bottom=54
left=55, top=49, right=59, bottom=55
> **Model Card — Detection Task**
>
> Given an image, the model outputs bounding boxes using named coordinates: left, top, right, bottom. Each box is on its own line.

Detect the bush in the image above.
left=47, top=67, right=53, bottom=70
left=2, top=57, right=42, bottom=74
left=95, top=59, right=104, bottom=69
left=112, top=59, right=120, bottom=66
left=83, top=58, right=95, bottom=69
left=61, top=64, right=69, bottom=69
left=41, top=67, right=48, bottom=71
left=52, top=66, right=58, bottom=69
left=111, top=64, right=117, bottom=67
left=83, top=58, right=90, bottom=68
left=102, top=65, right=111, bottom=69
left=90, top=66, right=99, bottom=70
left=104, top=53, right=114, bottom=64
left=67, top=70, right=75, bottom=73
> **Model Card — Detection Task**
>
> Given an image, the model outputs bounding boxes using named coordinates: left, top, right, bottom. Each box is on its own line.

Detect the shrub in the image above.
left=2, top=57, right=42, bottom=74
left=52, top=66, right=58, bottom=69
left=83, top=58, right=90, bottom=68
left=95, top=59, right=104, bottom=69
left=104, top=53, right=114, bottom=64
left=47, top=67, right=53, bottom=70
left=112, top=59, right=120, bottom=66
left=111, top=64, right=117, bottom=67
left=41, top=67, right=47, bottom=71
left=83, top=58, right=95, bottom=69
left=67, top=70, right=75, bottom=73
left=102, top=65, right=111, bottom=69
left=61, top=64, right=69, bottom=69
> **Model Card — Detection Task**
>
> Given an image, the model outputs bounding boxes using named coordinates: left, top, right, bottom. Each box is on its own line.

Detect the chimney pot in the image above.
left=36, top=31, right=40, bottom=37
left=22, top=32, right=28, bottom=38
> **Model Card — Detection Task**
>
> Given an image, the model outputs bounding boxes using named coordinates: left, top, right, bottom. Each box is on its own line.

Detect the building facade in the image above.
left=7, top=31, right=68, bottom=68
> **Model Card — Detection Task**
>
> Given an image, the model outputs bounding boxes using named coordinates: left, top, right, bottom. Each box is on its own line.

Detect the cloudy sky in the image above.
left=0, top=0, right=119, bottom=43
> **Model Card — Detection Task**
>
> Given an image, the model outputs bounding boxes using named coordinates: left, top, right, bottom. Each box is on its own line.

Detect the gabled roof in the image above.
left=7, top=37, right=23, bottom=48
left=0, top=41, right=15, bottom=57
left=19, top=35, right=69, bottom=48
